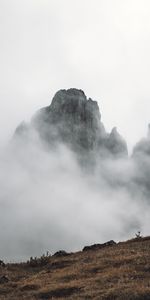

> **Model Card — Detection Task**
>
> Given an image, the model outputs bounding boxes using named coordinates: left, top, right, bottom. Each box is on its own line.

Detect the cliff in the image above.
left=15, top=88, right=128, bottom=158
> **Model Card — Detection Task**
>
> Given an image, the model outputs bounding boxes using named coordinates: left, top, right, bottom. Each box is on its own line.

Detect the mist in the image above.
left=1, top=0, right=150, bottom=265
left=0, top=124, right=150, bottom=262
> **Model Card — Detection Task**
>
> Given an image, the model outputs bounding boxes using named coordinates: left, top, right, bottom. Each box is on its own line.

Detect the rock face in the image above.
left=105, top=127, right=128, bottom=157
left=31, top=89, right=105, bottom=152
left=15, top=88, right=128, bottom=158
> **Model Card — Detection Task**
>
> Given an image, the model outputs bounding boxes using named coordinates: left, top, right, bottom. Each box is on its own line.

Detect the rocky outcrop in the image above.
left=104, top=127, right=128, bottom=157
left=83, top=240, right=116, bottom=251
left=15, top=88, right=128, bottom=158
left=31, top=89, right=106, bottom=152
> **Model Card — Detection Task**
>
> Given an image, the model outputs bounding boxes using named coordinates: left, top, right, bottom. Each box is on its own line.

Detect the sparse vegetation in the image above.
left=27, top=252, right=51, bottom=267
left=0, top=236, right=150, bottom=299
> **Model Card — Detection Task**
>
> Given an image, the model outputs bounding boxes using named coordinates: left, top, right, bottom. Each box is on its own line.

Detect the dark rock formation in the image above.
left=83, top=240, right=116, bottom=251
left=31, top=89, right=105, bottom=152
left=105, top=127, right=127, bottom=157
left=53, top=250, right=70, bottom=257
left=15, top=88, right=128, bottom=158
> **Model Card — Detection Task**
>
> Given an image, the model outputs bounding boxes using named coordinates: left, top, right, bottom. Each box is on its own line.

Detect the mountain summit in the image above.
left=15, top=88, right=128, bottom=157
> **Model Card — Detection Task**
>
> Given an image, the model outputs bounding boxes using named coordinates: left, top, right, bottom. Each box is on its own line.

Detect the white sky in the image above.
left=1, top=0, right=150, bottom=151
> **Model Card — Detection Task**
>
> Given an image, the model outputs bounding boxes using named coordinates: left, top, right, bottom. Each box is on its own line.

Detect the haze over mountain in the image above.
left=1, top=88, right=150, bottom=261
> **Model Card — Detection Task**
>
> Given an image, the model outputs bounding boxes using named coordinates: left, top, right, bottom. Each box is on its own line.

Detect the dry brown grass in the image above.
left=0, top=237, right=150, bottom=299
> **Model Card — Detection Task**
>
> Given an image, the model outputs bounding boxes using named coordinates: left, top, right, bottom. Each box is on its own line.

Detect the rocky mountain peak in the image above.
left=15, top=88, right=128, bottom=158
left=50, top=88, right=101, bottom=124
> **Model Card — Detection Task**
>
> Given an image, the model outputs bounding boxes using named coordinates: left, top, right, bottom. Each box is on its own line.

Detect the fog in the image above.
left=0, top=125, right=150, bottom=262
left=1, top=0, right=150, bottom=261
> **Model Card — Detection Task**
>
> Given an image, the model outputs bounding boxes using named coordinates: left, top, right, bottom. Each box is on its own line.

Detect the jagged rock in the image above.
left=15, top=88, right=128, bottom=158
left=105, top=127, right=128, bottom=157
left=32, top=88, right=106, bottom=152
left=83, top=240, right=116, bottom=251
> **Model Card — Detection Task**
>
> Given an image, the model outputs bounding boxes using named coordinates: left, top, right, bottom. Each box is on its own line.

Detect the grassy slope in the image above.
left=0, top=237, right=150, bottom=299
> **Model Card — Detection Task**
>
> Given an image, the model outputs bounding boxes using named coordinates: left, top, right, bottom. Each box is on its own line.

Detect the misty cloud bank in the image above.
left=1, top=89, right=150, bottom=262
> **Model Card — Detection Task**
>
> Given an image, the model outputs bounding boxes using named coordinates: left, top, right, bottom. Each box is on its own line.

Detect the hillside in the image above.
left=0, top=236, right=150, bottom=299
